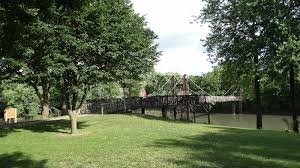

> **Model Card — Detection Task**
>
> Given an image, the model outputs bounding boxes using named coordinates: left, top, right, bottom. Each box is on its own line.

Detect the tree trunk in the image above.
left=69, top=111, right=78, bottom=134
left=289, top=64, right=299, bottom=133
left=61, top=100, right=68, bottom=116
left=61, top=79, right=69, bottom=115
left=255, top=74, right=262, bottom=129
left=41, top=101, right=49, bottom=119
left=254, top=54, right=262, bottom=129
left=31, top=82, right=50, bottom=119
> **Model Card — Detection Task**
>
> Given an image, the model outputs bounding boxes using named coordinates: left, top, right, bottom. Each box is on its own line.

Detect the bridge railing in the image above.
left=81, top=95, right=243, bottom=114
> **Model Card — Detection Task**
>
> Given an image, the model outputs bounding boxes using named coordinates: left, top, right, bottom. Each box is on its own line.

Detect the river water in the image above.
left=195, top=113, right=292, bottom=131
left=143, top=109, right=293, bottom=131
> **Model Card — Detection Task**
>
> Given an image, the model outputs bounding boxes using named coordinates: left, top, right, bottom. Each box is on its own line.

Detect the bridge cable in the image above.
left=189, top=79, right=213, bottom=96
left=223, top=86, right=234, bottom=96
left=156, top=76, right=174, bottom=95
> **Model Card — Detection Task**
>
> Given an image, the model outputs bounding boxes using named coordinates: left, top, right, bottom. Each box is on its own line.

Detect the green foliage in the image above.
left=190, top=66, right=227, bottom=96
left=0, top=82, right=39, bottom=117
left=0, top=0, right=159, bottom=119
left=277, top=36, right=300, bottom=71
left=144, top=72, right=181, bottom=96
left=199, top=0, right=300, bottom=119
left=199, top=0, right=299, bottom=82
left=49, top=0, right=159, bottom=111
left=87, top=83, right=123, bottom=100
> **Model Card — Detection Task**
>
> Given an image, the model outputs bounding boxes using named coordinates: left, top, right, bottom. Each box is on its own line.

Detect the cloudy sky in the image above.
left=131, top=0, right=213, bottom=75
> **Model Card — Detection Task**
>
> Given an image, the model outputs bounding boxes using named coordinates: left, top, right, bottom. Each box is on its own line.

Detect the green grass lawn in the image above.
left=0, top=114, right=299, bottom=168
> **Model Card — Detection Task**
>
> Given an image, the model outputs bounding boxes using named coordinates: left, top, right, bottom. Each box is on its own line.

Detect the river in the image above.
left=143, top=109, right=293, bottom=131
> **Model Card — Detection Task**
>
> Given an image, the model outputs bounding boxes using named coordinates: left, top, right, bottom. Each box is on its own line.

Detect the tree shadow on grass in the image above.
left=149, top=126, right=300, bottom=168
left=0, top=119, right=89, bottom=137
left=0, top=152, right=47, bottom=168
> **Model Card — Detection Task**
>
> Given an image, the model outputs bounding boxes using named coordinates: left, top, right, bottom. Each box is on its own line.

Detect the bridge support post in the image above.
left=206, top=103, right=211, bottom=124
left=232, top=102, right=236, bottom=115
left=239, top=101, right=242, bottom=114
left=141, top=108, right=145, bottom=115
left=140, top=97, right=145, bottom=114
left=162, top=106, right=166, bottom=118
left=173, top=107, right=177, bottom=120
left=193, top=110, right=196, bottom=123
left=186, top=105, right=190, bottom=121
left=208, top=111, right=211, bottom=124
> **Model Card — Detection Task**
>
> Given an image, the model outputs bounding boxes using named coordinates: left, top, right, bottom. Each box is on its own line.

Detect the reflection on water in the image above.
left=143, top=109, right=293, bottom=131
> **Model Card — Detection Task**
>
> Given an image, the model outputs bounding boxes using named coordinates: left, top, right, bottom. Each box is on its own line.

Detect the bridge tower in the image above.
left=171, top=75, right=177, bottom=119
left=171, top=75, right=177, bottom=96
left=182, top=74, right=191, bottom=120
left=182, top=74, right=189, bottom=96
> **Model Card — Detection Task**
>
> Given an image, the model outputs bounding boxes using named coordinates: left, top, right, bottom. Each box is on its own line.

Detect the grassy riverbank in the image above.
left=0, top=114, right=299, bottom=168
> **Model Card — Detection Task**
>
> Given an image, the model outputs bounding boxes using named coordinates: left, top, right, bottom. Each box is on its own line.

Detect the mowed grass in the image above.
left=0, top=114, right=300, bottom=168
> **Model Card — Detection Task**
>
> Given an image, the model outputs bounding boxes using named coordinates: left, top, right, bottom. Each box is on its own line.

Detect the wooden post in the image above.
left=14, top=109, right=17, bottom=123
left=101, top=104, right=104, bottom=116
left=4, top=113, right=7, bottom=123
left=232, top=102, right=236, bottom=115
left=207, top=104, right=211, bottom=124
left=193, top=111, right=196, bottom=123
left=123, top=88, right=127, bottom=112
left=123, top=98, right=127, bottom=112
left=239, top=101, right=242, bottom=114
left=141, top=107, right=145, bottom=114
left=180, top=106, right=183, bottom=119
left=186, top=105, right=190, bottom=121
left=140, top=97, right=145, bottom=114
left=162, top=106, right=166, bottom=118
left=173, top=107, right=177, bottom=120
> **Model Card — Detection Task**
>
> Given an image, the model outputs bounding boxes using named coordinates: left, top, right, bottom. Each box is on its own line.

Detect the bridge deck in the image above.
left=126, top=95, right=243, bottom=108
left=81, top=95, right=243, bottom=114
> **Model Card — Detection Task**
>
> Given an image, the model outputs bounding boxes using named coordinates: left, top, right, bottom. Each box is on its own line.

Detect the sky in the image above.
left=131, top=0, right=213, bottom=75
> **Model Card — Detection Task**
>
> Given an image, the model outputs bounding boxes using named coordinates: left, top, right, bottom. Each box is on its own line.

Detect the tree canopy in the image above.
left=0, top=0, right=159, bottom=134
left=200, top=0, right=300, bottom=131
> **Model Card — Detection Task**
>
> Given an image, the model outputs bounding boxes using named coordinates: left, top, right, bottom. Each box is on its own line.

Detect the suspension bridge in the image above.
left=81, top=75, right=243, bottom=123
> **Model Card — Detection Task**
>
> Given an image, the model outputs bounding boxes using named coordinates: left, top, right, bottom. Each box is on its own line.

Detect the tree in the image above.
left=200, top=0, right=269, bottom=129
left=1, top=0, right=158, bottom=134
left=200, top=0, right=299, bottom=129
left=0, top=0, right=65, bottom=118
left=54, top=0, right=158, bottom=134
left=277, top=36, right=300, bottom=132
left=189, top=66, right=231, bottom=96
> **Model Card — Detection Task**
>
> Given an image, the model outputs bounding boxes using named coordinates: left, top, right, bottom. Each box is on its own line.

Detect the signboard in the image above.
left=4, top=108, right=17, bottom=123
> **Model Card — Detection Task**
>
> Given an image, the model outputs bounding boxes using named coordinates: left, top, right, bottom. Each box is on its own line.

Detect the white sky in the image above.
left=131, top=0, right=213, bottom=75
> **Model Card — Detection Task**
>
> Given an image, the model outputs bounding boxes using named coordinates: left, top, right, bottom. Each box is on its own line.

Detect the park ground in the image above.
left=0, top=114, right=299, bottom=168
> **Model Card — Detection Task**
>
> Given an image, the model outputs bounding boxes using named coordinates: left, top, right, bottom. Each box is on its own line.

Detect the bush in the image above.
left=1, top=83, right=40, bottom=118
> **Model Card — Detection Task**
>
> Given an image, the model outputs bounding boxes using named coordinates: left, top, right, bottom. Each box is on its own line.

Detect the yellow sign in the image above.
left=4, top=108, right=17, bottom=123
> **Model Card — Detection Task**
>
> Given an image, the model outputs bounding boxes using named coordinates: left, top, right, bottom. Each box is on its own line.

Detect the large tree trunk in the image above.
left=31, top=81, right=50, bottom=119
left=61, top=79, right=69, bottom=115
left=41, top=100, right=49, bottom=119
left=255, top=74, right=262, bottom=129
left=61, top=97, right=68, bottom=115
left=41, top=78, right=50, bottom=118
left=289, top=64, right=299, bottom=133
left=69, top=110, right=78, bottom=134
left=254, top=55, right=262, bottom=129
